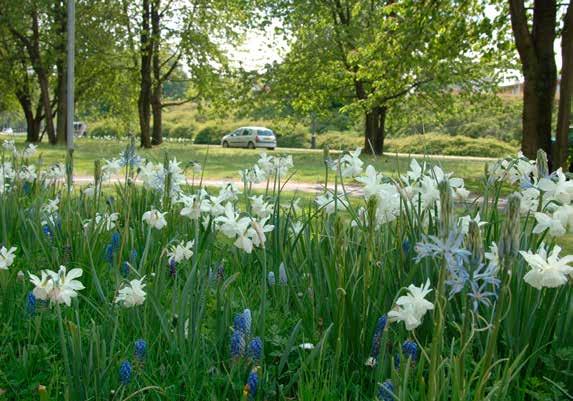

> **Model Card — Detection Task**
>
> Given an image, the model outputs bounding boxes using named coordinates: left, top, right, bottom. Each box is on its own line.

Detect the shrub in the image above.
left=194, top=126, right=227, bottom=144
left=277, top=131, right=310, bottom=148
left=317, top=131, right=362, bottom=150
left=89, top=120, right=121, bottom=138
left=162, top=121, right=174, bottom=138
left=385, top=133, right=517, bottom=158
left=170, top=124, right=194, bottom=140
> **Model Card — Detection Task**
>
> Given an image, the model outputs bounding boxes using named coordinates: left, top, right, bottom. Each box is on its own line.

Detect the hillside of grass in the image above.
left=84, top=103, right=519, bottom=158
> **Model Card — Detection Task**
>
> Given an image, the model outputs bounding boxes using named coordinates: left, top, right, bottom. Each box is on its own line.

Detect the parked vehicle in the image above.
left=74, top=122, right=87, bottom=137
left=221, top=127, right=276, bottom=150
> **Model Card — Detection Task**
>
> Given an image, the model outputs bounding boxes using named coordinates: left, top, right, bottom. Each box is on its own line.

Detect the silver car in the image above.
left=221, top=127, right=276, bottom=150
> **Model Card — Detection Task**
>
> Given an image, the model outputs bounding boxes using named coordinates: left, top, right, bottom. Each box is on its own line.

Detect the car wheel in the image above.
left=269, top=147, right=275, bottom=151
left=222, top=141, right=229, bottom=148
left=247, top=142, right=255, bottom=149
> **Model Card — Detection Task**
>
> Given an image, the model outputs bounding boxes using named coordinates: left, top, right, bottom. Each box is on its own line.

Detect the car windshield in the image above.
left=257, top=129, right=274, bottom=136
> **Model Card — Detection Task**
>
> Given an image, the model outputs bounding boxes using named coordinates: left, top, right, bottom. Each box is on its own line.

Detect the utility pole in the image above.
left=66, top=0, right=75, bottom=191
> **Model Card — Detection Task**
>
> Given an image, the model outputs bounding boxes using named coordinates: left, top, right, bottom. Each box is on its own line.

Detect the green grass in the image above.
left=1, top=141, right=572, bottom=400
left=4, top=136, right=495, bottom=192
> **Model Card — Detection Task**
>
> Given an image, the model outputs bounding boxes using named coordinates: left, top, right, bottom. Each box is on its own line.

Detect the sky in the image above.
left=225, top=21, right=288, bottom=72
left=228, top=5, right=564, bottom=81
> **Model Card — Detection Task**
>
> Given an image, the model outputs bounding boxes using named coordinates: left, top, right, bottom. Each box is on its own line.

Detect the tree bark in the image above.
left=354, top=79, right=384, bottom=155
left=16, top=90, right=42, bottom=143
left=509, top=0, right=557, bottom=163
left=55, top=0, right=67, bottom=145
left=30, top=7, right=57, bottom=145
left=555, top=3, right=573, bottom=169
left=138, top=0, right=152, bottom=148
left=151, top=0, right=162, bottom=145
left=363, top=106, right=387, bottom=155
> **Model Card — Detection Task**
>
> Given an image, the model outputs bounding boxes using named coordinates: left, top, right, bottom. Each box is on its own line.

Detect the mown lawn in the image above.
left=5, top=137, right=495, bottom=192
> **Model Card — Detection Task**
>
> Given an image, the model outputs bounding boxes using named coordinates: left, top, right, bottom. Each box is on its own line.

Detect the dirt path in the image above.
left=72, top=175, right=364, bottom=195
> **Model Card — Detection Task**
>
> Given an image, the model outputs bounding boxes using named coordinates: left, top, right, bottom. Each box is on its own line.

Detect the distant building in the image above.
left=499, top=80, right=561, bottom=99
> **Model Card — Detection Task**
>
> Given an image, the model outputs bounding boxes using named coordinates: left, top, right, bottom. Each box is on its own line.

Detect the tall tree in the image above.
left=0, top=32, right=44, bottom=143
left=4, top=1, right=58, bottom=144
left=269, top=0, right=504, bottom=154
left=508, top=0, right=557, bottom=161
left=555, top=4, right=573, bottom=169
left=507, top=0, right=573, bottom=166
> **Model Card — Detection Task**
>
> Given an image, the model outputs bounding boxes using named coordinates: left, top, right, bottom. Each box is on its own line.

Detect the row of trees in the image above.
left=0, top=0, right=252, bottom=147
left=0, top=0, right=571, bottom=165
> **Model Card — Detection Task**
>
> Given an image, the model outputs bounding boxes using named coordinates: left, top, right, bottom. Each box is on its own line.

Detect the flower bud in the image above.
left=536, top=149, right=548, bottom=178
left=498, top=193, right=521, bottom=260
left=438, top=180, right=453, bottom=238
left=467, top=220, right=484, bottom=266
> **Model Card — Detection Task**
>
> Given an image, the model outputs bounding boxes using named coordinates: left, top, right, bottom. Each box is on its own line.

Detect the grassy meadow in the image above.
left=0, top=139, right=571, bottom=401
left=2, top=136, right=497, bottom=192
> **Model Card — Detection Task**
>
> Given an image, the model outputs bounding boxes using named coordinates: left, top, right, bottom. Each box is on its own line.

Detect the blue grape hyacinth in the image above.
left=234, top=309, right=252, bottom=336
left=111, top=231, right=121, bottom=251
left=243, top=368, right=259, bottom=400
left=26, top=292, right=36, bottom=315
left=119, top=360, right=132, bottom=385
left=402, top=339, right=419, bottom=361
left=129, top=248, right=138, bottom=265
left=248, top=337, right=263, bottom=362
left=169, top=258, right=177, bottom=277
left=120, top=261, right=130, bottom=277
left=104, top=243, right=114, bottom=265
left=42, top=224, right=53, bottom=241
left=378, top=379, right=394, bottom=401
left=134, top=339, right=147, bottom=361
left=370, top=315, right=387, bottom=359
left=230, top=330, right=246, bottom=358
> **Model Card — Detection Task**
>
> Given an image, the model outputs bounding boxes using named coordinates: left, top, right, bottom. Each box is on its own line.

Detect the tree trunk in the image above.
left=55, top=1, right=67, bottom=145
left=509, top=0, right=558, bottom=163
left=31, top=7, right=57, bottom=145
left=555, top=3, right=573, bottom=169
left=521, top=71, right=556, bottom=160
left=16, top=91, right=41, bottom=143
left=138, top=0, right=152, bottom=148
left=151, top=0, right=162, bottom=145
left=363, top=106, right=387, bottom=155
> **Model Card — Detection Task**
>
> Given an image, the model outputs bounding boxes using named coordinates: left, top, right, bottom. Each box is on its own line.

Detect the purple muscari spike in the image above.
left=230, top=330, right=245, bottom=358
left=402, top=340, right=419, bottom=361
left=111, top=231, right=121, bottom=251
left=169, top=258, right=177, bottom=277
left=245, top=369, right=259, bottom=400
left=130, top=248, right=138, bottom=265
left=121, top=261, right=130, bottom=277
left=242, top=309, right=252, bottom=336
left=370, top=315, right=387, bottom=359
left=119, top=361, right=132, bottom=385
left=104, top=243, right=114, bottom=265
left=134, top=339, right=147, bottom=361
left=26, top=292, right=36, bottom=315
left=378, top=379, right=394, bottom=401
left=42, top=224, right=53, bottom=241
left=248, top=337, right=263, bottom=362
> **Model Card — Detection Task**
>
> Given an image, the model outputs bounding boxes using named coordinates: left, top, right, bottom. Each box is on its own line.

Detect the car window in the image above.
left=257, top=129, right=274, bottom=136
left=242, top=129, right=251, bottom=136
